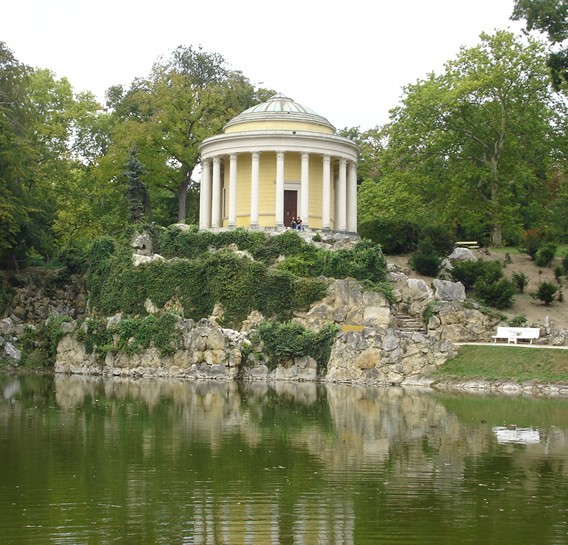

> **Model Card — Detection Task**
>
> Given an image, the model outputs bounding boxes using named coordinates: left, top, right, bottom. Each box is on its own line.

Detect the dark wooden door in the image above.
left=284, top=190, right=297, bottom=227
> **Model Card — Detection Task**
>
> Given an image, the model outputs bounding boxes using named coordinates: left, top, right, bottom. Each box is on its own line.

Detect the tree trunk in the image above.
left=490, top=171, right=502, bottom=246
left=491, top=223, right=502, bottom=246
left=144, top=190, right=153, bottom=224
left=177, top=178, right=189, bottom=222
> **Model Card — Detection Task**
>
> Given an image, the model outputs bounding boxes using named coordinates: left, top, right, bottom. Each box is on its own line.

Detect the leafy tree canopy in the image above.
left=359, top=30, right=566, bottom=246
left=103, top=45, right=274, bottom=224
left=512, top=0, right=568, bottom=88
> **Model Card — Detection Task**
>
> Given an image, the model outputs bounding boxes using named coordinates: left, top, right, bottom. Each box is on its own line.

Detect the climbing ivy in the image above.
left=20, top=315, right=72, bottom=367
left=254, top=320, right=339, bottom=372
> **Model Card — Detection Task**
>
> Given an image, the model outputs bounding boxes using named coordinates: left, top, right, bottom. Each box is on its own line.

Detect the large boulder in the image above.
left=442, top=247, right=477, bottom=270
left=295, top=279, right=392, bottom=330
left=447, top=247, right=477, bottom=263
left=432, top=279, right=466, bottom=302
left=3, top=342, right=21, bottom=362
left=406, top=279, right=432, bottom=300
left=131, top=232, right=153, bottom=256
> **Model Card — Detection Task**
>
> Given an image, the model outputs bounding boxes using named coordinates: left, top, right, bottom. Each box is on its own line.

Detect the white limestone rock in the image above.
left=432, top=279, right=466, bottom=302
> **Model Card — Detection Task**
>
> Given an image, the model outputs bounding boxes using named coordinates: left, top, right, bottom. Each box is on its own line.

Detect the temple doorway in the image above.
left=284, top=190, right=297, bottom=228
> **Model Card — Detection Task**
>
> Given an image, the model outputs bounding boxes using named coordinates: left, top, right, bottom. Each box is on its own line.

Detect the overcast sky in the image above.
left=3, top=0, right=524, bottom=130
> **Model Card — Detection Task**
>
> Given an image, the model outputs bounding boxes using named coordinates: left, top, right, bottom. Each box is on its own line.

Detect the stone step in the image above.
left=394, top=312, right=426, bottom=333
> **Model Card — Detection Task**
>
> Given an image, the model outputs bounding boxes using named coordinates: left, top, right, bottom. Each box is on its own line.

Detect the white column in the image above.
left=275, top=151, right=285, bottom=228
left=334, top=165, right=339, bottom=229
left=300, top=152, right=309, bottom=227
left=228, top=153, right=238, bottom=227
left=338, top=158, right=347, bottom=232
left=347, top=160, right=358, bottom=232
left=199, top=159, right=211, bottom=230
left=211, top=156, right=222, bottom=228
left=322, top=154, right=331, bottom=229
left=250, top=152, right=260, bottom=228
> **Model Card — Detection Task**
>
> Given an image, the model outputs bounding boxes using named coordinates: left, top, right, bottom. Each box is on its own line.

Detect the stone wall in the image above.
left=326, top=328, right=456, bottom=384
left=2, top=270, right=86, bottom=325
left=56, top=318, right=245, bottom=380
left=53, top=277, right=458, bottom=385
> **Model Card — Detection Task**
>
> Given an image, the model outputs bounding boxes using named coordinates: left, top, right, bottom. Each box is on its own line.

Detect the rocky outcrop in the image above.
left=55, top=317, right=247, bottom=380
left=242, top=355, right=318, bottom=381
left=432, top=279, right=466, bottom=302
left=395, top=278, right=503, bottom=343
left=326, top=327, right=456, bottom=384
left=441, top=247, right=477, bottom=270
left=294, top=278, right=392, bottom=330
left=0, top=317, right=26, bottom=363
left=3, top=270, right=86, bottom=325
left=426, top=301, right=502, bottom=342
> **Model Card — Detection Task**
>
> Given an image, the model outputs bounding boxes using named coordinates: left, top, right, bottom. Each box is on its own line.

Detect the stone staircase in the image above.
left=394, top=310, right=426, bottom=333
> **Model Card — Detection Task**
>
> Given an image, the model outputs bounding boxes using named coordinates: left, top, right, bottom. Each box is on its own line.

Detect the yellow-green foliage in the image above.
left=87, top=229, right=387, bottom=329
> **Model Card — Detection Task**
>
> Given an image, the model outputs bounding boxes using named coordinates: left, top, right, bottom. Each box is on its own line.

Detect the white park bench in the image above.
left=455, top=241, right=479, bottom=249
left=492, top=327, right=540, bottom=344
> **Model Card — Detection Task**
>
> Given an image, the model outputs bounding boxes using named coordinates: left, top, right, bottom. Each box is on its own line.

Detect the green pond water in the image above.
left=1, top=374, right=568, bottom=545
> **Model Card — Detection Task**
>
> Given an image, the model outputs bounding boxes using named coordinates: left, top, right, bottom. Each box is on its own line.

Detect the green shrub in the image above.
left=474, top=277, right=516, bottom=309
left=450, top=259, right=515, bottom=308
left=532, top=282, right=558, bottom=306
left=277, top=253, right=323, bottom=277
left=292, top=278, right=328, bottom=311
left=82, top=313, right=180, bottom=359
left=422, top=301, right=439, bottom=326
left=554, top=265, right=564, bottom=283
left=358, top=218, right=419, bottom=254
left=319, top=240, right=387, bottom=283
left=409, top=237, right=441, bottom=277
left=512, top=271, right=529, bottom=293
left=56, top=246, right=89, bottom=275
left=450, top=260, right=503, bottom=290
left=518, top=229, right=544, bottom=260
left=117, top=313, right=179, bottom=356
left=563, top=252, right=568, bottom=273
left=534, top=243, right=557, bottom=267
left=508, top=314, right=527, bottom=327
left=420, top=223, right=455, bottom=257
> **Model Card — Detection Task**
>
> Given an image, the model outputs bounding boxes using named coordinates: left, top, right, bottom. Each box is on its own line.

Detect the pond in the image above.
left=1, top=374, right=567, bottom=544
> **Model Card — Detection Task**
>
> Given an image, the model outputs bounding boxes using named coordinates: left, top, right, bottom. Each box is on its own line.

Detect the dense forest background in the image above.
left=2, top=0, right=568, bottom=269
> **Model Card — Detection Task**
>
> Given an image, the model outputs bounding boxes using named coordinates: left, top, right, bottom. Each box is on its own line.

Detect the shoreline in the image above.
left=402, top=375, right=568, bottom=397
left=4, top=365, right=568, bottom=398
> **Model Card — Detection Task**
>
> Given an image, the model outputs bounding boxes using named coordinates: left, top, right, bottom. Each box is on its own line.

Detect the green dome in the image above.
left=224, top=93, right=335, bottom=133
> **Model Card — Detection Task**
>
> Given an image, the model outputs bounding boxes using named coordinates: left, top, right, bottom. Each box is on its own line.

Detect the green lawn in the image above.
left=490, top=245, right=568, bottom=257
left=431, top=345, right=568, bottom=382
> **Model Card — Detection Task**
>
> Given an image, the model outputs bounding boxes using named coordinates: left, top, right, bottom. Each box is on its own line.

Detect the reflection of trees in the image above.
left=2, top=375, right=568, bottom=543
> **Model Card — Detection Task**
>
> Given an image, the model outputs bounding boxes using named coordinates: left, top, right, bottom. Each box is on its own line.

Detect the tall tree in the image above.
left=0, top=42, right=34, bottom=266
left=123, top=146, right=150, bottom=223
left=512, top=0, right=568, bottom=88
left=372, top=31, right=563, bottom=245
left=104, top=46, right=273, bottom=223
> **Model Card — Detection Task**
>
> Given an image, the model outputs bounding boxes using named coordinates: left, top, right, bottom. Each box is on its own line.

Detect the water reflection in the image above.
left=1, top=374, right=568, bottom=544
